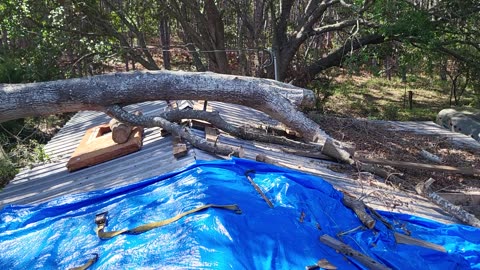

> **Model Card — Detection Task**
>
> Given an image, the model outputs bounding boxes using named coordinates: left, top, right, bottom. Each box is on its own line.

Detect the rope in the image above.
left=95, top=204, right=242, bottom=240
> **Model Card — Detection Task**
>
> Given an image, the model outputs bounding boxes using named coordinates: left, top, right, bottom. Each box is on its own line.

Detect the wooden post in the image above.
left=408, top=91, right=413, bottom=110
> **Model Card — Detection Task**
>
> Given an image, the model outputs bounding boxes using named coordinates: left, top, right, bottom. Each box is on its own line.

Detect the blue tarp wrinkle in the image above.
left=0, top=158, right=479, bottom=269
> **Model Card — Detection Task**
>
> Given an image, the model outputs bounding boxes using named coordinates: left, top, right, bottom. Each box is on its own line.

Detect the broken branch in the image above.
left=319, top=235, right=391, bottom=270
left=415, top=178, right=480, bottom=228
left=160, top=109, right=323, bottom=149
left=105, top=105, right=244, bottom=157
left=356, top=157, right=480, bottom=176
left=342, top=194, right=376, bottom=229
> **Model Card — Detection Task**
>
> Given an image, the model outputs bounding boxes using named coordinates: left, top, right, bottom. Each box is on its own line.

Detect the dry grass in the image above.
left=318, top=75, right=457, bottom=121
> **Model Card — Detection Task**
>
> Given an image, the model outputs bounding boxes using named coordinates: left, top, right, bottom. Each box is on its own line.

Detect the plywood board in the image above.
left=66, top=124, right=143, bottom=172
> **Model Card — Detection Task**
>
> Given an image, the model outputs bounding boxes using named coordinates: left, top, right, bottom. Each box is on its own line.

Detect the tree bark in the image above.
left=416, top=178, right=480, bottom=227
left=105, top=105, right=244, bottom=157
left=0, top=70, right=330, bottom=142
left=160, top=109, right=323, bottom=149
left=159, top=17, right=171, bottom=70
left=293, top=34, right=385, bottom=86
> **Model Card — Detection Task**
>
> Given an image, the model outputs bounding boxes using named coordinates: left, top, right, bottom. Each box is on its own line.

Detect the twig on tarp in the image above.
left=366, top=206, right=394, bottom=230
left=342, top=194, right=376, bottom=229
left=415, top=178, right=480, bottom=228
left=245, top=170, right=274, bottom=208
left=319, top=235, right=391, bottom=270
left=305, top=258, right=337, bottom=270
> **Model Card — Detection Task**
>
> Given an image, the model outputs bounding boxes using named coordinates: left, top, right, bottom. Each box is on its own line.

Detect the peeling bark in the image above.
left=0, top=70, right=328, bottom=142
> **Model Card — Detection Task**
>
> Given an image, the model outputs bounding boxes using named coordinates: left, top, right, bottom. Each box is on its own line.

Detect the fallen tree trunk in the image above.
left=0, top=70, right=329, bottom=142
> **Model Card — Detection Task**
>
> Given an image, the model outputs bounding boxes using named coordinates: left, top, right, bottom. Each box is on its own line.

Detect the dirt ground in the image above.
left=310, top=114, right=480, bottom=193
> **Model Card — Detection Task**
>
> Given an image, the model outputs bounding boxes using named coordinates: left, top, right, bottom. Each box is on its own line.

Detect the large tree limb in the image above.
left=160, top=109, right=325, bottom=150
left=0, top=70, right=330, bottom=142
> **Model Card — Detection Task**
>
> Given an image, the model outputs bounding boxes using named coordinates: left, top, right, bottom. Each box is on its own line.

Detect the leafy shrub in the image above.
left=0, top=158, right=17, bottom=188
left=383, top=104, right=400, bottom=120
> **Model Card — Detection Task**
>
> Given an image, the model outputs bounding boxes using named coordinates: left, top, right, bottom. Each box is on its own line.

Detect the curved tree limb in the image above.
left=105, top=105, right=244, bottom=157
left=160, top=109, right=324, bottom=150
left=292, top=34, right=385, bottom=86
left=0, top=70, right=328, bottom=142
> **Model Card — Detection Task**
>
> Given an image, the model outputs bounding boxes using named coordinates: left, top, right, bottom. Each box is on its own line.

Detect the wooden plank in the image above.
left=356, top=157, right=480, bottom=176
left=172, top=136, right=188, bottom=159
left=66, top=124, right=144, bottom=172
left=394, top=233, right=446, bottom=253
left=205, top=126, right=219, bottom=142
left=319, top=235, right=391, bottom=270
left=193, top=100, right=213, bottom=112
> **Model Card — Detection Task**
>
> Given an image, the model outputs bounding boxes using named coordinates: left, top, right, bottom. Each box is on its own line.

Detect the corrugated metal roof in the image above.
left=0, top=100, right=461, bottom=224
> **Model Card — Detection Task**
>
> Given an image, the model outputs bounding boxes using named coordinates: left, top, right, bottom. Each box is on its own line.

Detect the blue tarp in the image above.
left=0, top=158, right=479, bottom=269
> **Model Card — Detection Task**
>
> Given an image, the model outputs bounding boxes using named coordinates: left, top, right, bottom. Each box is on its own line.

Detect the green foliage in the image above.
left=382, top=103, right=400, bottom=120
left=0, top=158, right=17, bottom=188
left=0, top=52, right=26, bottom=83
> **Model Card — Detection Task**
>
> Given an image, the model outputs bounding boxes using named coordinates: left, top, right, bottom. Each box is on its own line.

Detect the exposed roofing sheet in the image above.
left=0, top=101, right=463, bottom=224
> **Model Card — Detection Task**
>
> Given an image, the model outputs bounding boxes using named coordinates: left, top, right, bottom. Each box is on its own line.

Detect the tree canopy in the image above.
left=0, top=0, right=477, bottom=88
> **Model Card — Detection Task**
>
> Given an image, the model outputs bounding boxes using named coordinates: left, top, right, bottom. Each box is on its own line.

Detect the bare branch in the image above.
left=105, top=105, right=244, bottom=157
left=160, top=109, right=324, bottom=150
left=311, top=19, right=375, bottom=36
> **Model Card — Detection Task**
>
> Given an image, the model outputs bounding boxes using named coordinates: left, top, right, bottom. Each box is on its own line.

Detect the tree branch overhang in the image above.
left=0, top=70, right=329, bottom=142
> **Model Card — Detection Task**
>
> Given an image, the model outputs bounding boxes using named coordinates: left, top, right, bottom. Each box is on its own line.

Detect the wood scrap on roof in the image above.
left=66, top=121, right=144, bottom=172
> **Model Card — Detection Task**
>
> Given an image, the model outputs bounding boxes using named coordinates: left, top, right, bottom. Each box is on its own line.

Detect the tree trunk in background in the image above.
left=0, top=145, right=7, bottom=161
left=0, top=26, right=7, bottom=48
left=205, top=0, right=230, bottom=74
left=159, top=17, right=171, bottom=70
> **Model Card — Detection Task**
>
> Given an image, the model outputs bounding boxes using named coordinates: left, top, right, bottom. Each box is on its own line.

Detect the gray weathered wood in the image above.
left=394, top=232, right=446, bottom=252
left=319, top=235, right=391, bottom=270
left=106, top=105, right=245, bottom=157
left=416, top=178, right=480, bottom=227
left=322, top=138, right=354, bottom=164
left=357, top=157, right=480, bottom=176
left=0, top=70, right=329, bottom=142
left=342, top=195, right=375, bottom=229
